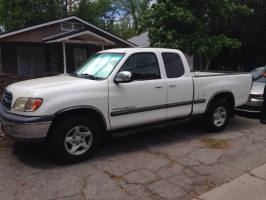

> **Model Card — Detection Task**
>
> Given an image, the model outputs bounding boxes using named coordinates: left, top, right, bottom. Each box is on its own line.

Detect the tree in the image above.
left=0, top=0, right=66, bottom=31
left=107, top=18, right=137, bottom=39
left=0, top=0, right=147, bottom=39
left=225, top=0, right=266, bottom=70
left=141, top=0, right=251, bottom=69
left=116, top=0, right=152, bottom=30
left=73, top=0, right=118, bottom=29
left=72, top=0, right=151, bottom=38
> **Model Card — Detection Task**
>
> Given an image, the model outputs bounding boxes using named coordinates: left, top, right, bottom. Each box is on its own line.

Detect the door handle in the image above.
left=169, top=85, right=176, bottom=88
left=155, top=86, right=163, bottom=89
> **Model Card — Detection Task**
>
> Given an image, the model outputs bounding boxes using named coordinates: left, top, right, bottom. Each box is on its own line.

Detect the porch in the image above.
left=0, top=16, right=134, bottom=77
left=1, top=42, right=105, bottom=76
left=0, top=31, right=115, bottom=76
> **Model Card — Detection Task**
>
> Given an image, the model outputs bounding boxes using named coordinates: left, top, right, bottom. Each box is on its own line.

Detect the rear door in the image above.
left=161, top=52, right=194, bottom=119
left=109, top=52, right=167, bottom=129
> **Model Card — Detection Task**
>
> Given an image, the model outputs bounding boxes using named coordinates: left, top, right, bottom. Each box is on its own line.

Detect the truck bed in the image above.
left=191, top=71, right=252, bottom=115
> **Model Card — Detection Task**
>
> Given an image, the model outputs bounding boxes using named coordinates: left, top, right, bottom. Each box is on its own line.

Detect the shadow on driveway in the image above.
left=11, top=116, right=260, bottom=169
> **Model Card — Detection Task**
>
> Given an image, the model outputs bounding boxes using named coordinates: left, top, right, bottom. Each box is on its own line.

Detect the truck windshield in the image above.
left=74, top=53, right=124, bottom=79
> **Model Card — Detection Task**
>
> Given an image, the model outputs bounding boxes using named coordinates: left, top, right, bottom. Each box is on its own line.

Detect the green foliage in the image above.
left=115, top=0, right=152, bottom=30
left=227, top=0, right=266, bottom=69
left=0, top=0, right=264, bottom=68
left=0, top=0, right=152, bottom=39
left=73, top=0, right=117, bottom=28
left=141, top=0, right=251, bottom=63
left=0, top=0, right=66, bottom=31
left=106, top=19, right=137, bottom=39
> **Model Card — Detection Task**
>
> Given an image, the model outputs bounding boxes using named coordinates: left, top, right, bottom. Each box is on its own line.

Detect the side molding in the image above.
left=111, top=99, right=206, bottom=117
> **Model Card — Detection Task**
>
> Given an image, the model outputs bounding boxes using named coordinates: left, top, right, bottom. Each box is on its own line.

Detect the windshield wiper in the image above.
left=72, top=73, right=103, bottom=80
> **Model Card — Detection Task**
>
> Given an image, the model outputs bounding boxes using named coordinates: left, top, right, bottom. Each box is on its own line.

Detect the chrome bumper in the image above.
left=245, top=98, right=264, bottom=107
left=235, top=98, right=263, bottom=113
left=235, top=107, right=261, bottom=113
left=0, top=106, right=53, bottom=141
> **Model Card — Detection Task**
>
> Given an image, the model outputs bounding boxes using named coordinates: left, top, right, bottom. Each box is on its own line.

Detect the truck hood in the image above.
left=251, top=81, right=265, bottom=95
left=7, top=75, right=85, bottom=91
left=6, top=75, right=108, bottom=116
left=6, top=75, right=103, bottom=99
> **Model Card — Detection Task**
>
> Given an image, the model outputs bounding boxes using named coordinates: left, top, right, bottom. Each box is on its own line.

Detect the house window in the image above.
left=74, top=48, right=87, bottom=69
left=50, top=48, right=60, bottom=73
left=61, top=22, right=84, bottom=31
left=17, top=47, right=45, bottom=76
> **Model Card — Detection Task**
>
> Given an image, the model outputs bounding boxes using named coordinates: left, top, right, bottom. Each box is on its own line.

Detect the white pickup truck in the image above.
left=0, top=48, right=252, bottom=162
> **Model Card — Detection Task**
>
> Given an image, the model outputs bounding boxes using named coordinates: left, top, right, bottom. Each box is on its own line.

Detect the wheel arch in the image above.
left=205, top=91, right=235, bottom=116
left=48, top=106, right=108, bottom=137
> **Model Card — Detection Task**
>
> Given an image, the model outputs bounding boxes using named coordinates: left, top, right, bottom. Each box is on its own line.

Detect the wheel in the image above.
left=48, top=115, right=102, bottom=163
left=205, top=99, right=230, bottom=132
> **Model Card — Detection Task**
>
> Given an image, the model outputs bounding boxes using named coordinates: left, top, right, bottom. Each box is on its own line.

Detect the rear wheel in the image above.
left=48, top=115, right=101, bottom=163
left=205, top=99, right=230, bottom=132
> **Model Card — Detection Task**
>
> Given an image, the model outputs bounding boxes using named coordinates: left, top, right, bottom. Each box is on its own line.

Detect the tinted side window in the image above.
left=120, top=53, right=161, bottom=81
left=162, top=53, right=185, bottom=78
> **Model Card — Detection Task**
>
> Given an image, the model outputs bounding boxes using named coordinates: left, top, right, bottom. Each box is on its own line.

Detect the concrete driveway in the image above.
left=0, top=116, right=266, bottom=200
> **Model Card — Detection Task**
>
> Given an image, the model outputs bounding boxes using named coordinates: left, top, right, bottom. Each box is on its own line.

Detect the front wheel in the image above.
left=48, top=115, right=101, bottom=163
left=205, top=99, right=230, bottom=132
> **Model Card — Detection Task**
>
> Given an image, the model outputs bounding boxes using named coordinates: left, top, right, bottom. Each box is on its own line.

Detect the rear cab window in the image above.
left=161, top=52, right=185, bottom=78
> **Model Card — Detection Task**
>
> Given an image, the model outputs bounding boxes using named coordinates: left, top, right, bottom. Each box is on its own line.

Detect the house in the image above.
left=0, top=16, right=135, bottom=76
left=128, top=31, right=194, bottom=70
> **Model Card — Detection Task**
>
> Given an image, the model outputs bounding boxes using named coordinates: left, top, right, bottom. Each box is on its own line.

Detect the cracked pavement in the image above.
left=0, top=115, right=266, bottom=200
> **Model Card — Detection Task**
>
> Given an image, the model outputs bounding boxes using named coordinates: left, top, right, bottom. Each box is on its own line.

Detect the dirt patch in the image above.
left=201, top=138, right=230, bottom=149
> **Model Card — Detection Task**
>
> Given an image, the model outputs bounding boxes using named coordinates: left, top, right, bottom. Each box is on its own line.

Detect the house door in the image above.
left=17, top=47, right=45, bottom=76
left=74, top=48, right=87, bottom=69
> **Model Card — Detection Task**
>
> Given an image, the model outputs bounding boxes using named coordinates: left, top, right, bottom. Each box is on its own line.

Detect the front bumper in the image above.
left=0, top=105, right=54, bottom=141
left=235, top=98, right=263, bottom=113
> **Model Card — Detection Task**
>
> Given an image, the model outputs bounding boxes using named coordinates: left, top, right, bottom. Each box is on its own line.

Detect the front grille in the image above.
left=2, top=90, right=13, bottom=110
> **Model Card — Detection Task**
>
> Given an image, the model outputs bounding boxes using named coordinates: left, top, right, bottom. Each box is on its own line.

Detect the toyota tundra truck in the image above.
left=0, top=48, right=252, bottom=162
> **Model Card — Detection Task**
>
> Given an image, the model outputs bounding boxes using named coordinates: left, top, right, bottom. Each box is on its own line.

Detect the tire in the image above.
left=48, top=114, right=102, bottom=163
left=205, top=99, right=230, bottom=132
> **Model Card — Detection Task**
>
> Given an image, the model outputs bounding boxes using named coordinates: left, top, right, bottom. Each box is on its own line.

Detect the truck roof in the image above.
left=100, top=48, right=183, bottom=54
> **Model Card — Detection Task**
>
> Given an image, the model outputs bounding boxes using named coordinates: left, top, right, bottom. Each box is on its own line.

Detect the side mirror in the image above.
left=114, top=71, right=133, bottom=83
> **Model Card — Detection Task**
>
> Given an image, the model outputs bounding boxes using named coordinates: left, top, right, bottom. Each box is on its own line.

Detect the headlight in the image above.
left=13, top=97, right=43, bottom=112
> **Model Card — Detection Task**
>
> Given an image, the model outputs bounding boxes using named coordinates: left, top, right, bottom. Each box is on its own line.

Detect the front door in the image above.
left=109, top=52, right=167, bottom=129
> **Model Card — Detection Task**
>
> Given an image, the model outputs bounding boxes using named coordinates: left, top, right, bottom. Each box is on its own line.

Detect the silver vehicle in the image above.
left=236, top=66, right=266, bottom=113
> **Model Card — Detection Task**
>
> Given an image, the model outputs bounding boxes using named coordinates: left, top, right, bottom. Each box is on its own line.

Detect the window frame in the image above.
left=117, top=52, right=162, bottom=82
left=61, top=22, right=84, bottom=31
left=161, top=52, right=185, bottom=79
